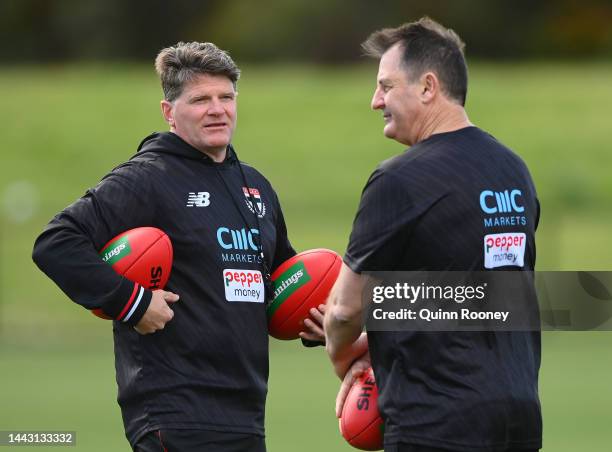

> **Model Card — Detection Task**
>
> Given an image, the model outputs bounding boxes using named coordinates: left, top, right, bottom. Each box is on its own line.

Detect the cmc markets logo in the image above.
left=479, top=189, right=527, bottom=228
left=479, top=189, right=524, bottom=214
left=217, top=227, right=259, bottom=251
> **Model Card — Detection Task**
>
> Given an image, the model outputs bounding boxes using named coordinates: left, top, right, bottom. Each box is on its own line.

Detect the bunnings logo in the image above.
left=100, top=236, right=131, bottom=266
left=266, top=261, right=311, bottom=318
left=273, top=267, right=305, bottom=299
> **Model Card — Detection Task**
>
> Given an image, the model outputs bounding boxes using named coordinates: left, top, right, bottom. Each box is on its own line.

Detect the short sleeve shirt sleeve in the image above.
left=345, top=169, right=404, bottom=272
left=344, top=167, right=442, bottom=273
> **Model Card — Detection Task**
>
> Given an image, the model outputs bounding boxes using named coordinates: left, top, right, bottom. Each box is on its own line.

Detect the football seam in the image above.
left=119, top=230, right=166, bottom=285
left=343, top=410, right=383, bottom=443
left=270, top=248, right=335, bottom=279
left=163, top=235, right=173, bottom=273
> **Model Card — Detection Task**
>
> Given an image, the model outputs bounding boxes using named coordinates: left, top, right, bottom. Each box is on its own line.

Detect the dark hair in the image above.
left=155, top=41, right=241, bottom=101
left=362, top=17, right=468, bottom=106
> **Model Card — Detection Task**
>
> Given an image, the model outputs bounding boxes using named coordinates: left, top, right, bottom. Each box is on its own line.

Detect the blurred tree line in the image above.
left=2, top=0, right=611, bottom=63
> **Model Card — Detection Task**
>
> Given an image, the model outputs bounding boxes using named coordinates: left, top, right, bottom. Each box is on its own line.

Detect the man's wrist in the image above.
left=100, top=280, right=152, bottom=326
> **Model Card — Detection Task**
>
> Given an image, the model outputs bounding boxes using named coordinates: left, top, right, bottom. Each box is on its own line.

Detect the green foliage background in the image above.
left=3, top=0, right=612, bottom=62
left=1, top=62, right=611, bottom=451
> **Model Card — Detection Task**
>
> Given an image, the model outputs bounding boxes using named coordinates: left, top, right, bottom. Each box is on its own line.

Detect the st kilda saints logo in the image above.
left=242, top=187, right=266, bottom=218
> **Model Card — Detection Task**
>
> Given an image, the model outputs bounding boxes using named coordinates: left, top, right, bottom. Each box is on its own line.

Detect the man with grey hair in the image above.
left=33, top=41, right=323, bottom=451
left=325, top=18, right=542, bottom=452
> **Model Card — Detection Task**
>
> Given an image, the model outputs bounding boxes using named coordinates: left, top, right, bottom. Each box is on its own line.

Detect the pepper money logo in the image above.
left=266, top=261, right=311, bottom=318
left=223, top=269, right=264, bottom=303
left=484, top=232, right=526, bottom=268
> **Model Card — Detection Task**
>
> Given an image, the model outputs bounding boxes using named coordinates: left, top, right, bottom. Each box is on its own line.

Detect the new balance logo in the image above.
left=186, top=192, right=211, bottom=207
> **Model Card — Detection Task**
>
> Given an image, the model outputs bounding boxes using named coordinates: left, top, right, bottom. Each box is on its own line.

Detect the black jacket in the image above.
left=33, top=132, right=295, bottom=446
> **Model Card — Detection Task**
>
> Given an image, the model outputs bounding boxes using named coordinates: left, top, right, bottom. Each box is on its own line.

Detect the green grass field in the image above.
left=1, top=63, right=611, bottom=451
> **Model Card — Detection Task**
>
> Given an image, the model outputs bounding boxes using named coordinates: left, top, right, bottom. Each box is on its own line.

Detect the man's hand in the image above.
left=134, top=290, right=179, bottom=334
left=335, top=351, right=371, bottom=418
left=299, top=304, right=326, bottom=343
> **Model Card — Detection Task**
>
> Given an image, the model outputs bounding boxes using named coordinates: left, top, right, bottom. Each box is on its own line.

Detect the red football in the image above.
left=267, top=248, right=341, bottom=340
left=92, top=227, right=173, bottom=319
left=340, top=367, right=384, bottom=451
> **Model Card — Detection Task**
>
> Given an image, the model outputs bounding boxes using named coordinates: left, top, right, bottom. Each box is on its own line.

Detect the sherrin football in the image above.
left=267, top=248, right=341, bottom=340
left=340, top=367, right=384, bottom=451
left=92, top=227, right=173, bottom=319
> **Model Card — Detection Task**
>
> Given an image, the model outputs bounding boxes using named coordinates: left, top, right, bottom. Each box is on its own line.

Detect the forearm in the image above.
left=32, top=163, right=155, bottom=324
left=325, top=299, right=362, bottom=362
left=32, top=215, right=152, bottom=324
left=324, top=263, right=369, bottom=378
left=326, top=326, right=368, bottom=379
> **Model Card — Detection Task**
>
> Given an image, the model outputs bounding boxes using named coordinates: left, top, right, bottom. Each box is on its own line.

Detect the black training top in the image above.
left=32, top=132, right=295, bottom=446
left=345, top=127, right=542, bottom=451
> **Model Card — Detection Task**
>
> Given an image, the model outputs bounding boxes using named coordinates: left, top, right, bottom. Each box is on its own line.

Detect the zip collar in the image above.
left=135, top=131, right=237, bottom=164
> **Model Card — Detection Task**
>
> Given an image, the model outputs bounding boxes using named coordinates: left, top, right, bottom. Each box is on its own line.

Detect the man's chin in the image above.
left=207, top=140, right=230, bottom=149
left=383, top=125, right=395, bottom=139
left=201, top=135, right=232, bottom=149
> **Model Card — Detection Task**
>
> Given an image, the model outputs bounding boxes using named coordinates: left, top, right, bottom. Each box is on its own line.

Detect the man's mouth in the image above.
left=204, top=122, right=227, bottom=129
left=383, top=114, right=391, bottom=122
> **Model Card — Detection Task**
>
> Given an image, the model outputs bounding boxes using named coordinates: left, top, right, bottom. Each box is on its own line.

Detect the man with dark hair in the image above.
left=33, top=41, right=323, bottom=451
left=325, top=18, right=542, bottom=452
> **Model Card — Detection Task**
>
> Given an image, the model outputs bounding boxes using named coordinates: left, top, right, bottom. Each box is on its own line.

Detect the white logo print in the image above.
left=186, top=192, right=211, bottom=207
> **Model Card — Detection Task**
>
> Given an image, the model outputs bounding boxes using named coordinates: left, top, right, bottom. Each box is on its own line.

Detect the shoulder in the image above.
left=103, top=156, right=156, bottom=179
left=369, top=142, right=435, bottom=190
left=377, top=135, right=446, bottom=176
left=238, top=161, right=277, bottom=193
left=364, top=135, right=465, bottom=201
left=465, top=128, right=534, bottom=176
left=93, top=154, right=162, bottom=193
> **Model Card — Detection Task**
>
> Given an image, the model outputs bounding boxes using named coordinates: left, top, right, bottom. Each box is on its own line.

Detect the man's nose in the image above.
left=371, top=89, right=384, bottom=110
left=208, top=98, right=224, bottom=115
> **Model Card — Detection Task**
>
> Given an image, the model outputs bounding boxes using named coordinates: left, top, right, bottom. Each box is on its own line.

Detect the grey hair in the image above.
left=154, top=41, right=241, bottom=101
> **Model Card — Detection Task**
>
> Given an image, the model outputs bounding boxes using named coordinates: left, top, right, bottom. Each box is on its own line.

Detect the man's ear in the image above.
left=419, top=72, right=439, bottom=103
left=161, top=100, right=174, bottom=126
